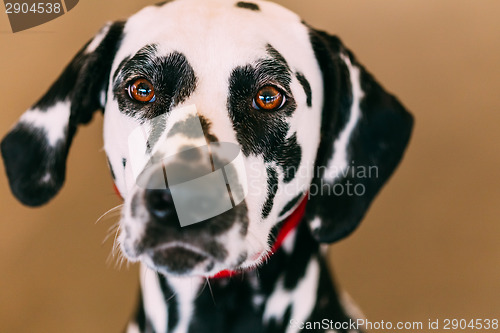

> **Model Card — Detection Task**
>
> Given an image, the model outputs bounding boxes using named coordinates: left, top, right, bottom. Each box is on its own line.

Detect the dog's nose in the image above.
left=145, top=188, right=176, bottom=220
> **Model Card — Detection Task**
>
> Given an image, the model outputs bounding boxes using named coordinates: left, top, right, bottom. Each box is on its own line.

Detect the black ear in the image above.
left=1, top=21, right=125, bottom=206
left=306, top=29, right=414, bottom=243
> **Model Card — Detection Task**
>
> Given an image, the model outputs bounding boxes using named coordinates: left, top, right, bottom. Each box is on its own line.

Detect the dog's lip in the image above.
left=148, top=242, right=212, bottom=259
left=143, top=242, right=218, bottom=275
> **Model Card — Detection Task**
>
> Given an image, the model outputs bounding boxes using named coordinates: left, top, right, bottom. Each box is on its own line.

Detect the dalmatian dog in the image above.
left=1, top=0, right=413, bottom=332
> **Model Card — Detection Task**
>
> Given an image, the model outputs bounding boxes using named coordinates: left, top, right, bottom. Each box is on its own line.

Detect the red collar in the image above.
left=113, top=185, right=308, bottom=279
left=210, top=194, right=308, bottom=279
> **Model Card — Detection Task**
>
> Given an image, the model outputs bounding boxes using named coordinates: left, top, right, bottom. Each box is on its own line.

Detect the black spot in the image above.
left=235, top=1, right=260, bottom=11
left=131, top=192, right=141, bottom=218
left=167, top=114, right=218, bottom=144
left=198, top=115, right=219, bottom=143
left=296, top=72, right=312, bottom=107
left=262, top=167, right=278, bottom=219
left=145, top=117, right=166, bottom=154
left=122, top=157, right=127, bottom=168
left=278, top=191, right=304, bottom=217
left=278, top=133, right=301, bottom=183
left=113, top=45, right=197, bottom=120
left=168, top=115, right=205, bottom=139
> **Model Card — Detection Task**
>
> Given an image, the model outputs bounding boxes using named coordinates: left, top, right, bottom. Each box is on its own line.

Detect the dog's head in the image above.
left=1, top=0, right=413, bottom=277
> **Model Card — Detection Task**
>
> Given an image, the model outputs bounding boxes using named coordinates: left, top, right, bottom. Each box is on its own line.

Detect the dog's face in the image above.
left=105, top=1, right=323, bottom=276
left=1, top=0, right=413, bottom=277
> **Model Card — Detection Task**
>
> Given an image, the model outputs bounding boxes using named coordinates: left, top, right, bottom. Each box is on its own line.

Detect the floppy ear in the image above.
left=1, top=21, right=125, bottom=206
left=306, top=29, right=414, bottom=243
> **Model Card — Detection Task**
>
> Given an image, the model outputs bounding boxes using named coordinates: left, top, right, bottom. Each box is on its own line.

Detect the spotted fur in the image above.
left=1, top=1, right=413, bottom=332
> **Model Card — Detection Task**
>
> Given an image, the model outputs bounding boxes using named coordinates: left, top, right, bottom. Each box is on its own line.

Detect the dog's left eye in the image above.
left=252, top=86, right=286, bottom=111
left=127, top=78, right=156, bottom=103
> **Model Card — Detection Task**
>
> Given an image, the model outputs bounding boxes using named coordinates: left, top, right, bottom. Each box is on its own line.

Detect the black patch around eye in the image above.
left=295, top=72, right=312, bottom=107
left=113, top=45, right=197, bottom=120
left=262, top=167, right=278, bottom=219
left=235, top=1, right=260, bottom=11
left=265, top=45, right=290, bottom=72
left=228, top=46, right=302, bottom=183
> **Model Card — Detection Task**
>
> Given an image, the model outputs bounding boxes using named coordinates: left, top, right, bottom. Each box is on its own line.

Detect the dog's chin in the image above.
left=143, top=245, right=215, bottom=276
left=122, top=243, right=236, bottom=277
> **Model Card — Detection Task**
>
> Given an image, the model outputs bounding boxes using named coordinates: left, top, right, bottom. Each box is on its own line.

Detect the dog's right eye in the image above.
left=127, top=78, right=156, bottom=103
left=252, top=86, right=285, bottom=111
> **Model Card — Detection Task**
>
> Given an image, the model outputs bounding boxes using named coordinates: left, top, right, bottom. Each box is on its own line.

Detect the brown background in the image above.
left=1, top=1, right=499, bottom=332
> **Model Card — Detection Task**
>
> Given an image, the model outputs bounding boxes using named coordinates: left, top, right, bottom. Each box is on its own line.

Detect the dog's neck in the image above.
left=130, top=220, right=356, bottom=333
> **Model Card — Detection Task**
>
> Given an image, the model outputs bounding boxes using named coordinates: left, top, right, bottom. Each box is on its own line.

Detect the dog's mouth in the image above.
left=144, top=243, right=214, bottom=275
left=118, top=175, right=251, bottom=276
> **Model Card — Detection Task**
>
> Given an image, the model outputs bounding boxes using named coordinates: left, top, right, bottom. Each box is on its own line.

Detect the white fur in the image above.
left=167, top=276, right=203, bottom=333
left=20, top=101, right=70, bottom=147
left=263, top=257, right=320, bottom=333
left=85, top=23, right=111, bottom=54
left=125, top=322, right=141, bottom=333
left=281, top=229, right=297, bottom=254
left=310, top=216, right=321, bottom=232
left=141, top=264, right=168, bottom=333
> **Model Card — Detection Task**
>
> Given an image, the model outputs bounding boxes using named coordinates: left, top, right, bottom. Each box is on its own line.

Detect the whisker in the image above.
left=196, top=279, right=209, bottom=299
left=205, top=277, right=216, bottom=306
left=95, top=204, right=124, bottom=224
left=102, top=222, right=120, bottom=245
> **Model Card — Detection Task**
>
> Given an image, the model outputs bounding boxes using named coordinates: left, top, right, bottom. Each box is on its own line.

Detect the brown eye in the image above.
left=127, top=78, right=156, bottom=103
left=253, top=86, right=285, bottom=111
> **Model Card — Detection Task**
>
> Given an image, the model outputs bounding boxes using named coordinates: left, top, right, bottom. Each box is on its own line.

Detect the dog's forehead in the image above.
left=113, top=0, right=312, bottom=78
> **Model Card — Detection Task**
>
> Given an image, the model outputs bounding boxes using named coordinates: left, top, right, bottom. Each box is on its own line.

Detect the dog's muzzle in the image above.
left=121, top=105, right=250, bottom=275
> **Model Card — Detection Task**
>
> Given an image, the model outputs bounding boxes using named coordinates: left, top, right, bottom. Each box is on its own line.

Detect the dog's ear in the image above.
left=1, top=21, right=125, bottom=206
left=306, top=29, right=414, bottom=243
